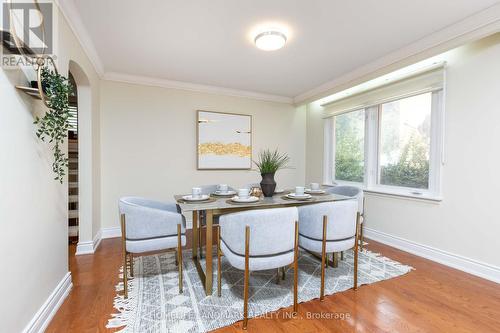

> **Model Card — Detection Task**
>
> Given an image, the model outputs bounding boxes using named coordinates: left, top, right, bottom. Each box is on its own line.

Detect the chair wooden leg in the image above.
left=175, top=250, right=178, bottom=266
left=217, top=225, right=222, bottom=297
left=199, top=224, right=203, bottom=259
left=243, top=226, right=250, bottom=330
left=360, top=198, right=365, bottom=251
left=333, top=252, right=339, bottom=268
left=276, top=268, right=281, bottom=284
left=281, top=266, right=286, bottom=280
left=341, top=251, right=344, bottom=261
left=178, top=224, right=183, bottom=294
left=293, top=221, right=299, bottom=314
left=123, top=252, right=128, bottom=298
left=360, top=218, right=364, bottom=251
left=354, top=213, right=360, bottom=290
left=120, top=214, right=128, bottom=299
left=320, top=216, right=327, bottom=301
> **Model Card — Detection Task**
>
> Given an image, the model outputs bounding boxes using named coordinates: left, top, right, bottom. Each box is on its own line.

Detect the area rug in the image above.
left=107, top=248, right=413, bottom=332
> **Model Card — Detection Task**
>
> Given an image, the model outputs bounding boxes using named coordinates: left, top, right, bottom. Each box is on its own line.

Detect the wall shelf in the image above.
left=1, top=29, right=37, bottom=56
left=15, top=86, right=42, bottom=100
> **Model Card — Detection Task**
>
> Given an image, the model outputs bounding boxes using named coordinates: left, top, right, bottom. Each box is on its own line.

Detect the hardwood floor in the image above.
left=47, top=233, right=500, bottom=333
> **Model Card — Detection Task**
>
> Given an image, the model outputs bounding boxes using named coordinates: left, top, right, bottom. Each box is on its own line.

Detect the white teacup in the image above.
left=310, top=183, right=320, bottom=191
left=218, top=184, right=228, bottom=193
left=192, top=187, right=202, bottom=198
left=238, top=188, right=250, bottom=199
left=295, top=186, right=305, bottom=196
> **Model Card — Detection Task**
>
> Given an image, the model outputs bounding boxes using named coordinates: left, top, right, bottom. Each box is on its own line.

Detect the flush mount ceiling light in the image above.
left=254, top=30, right=287, bottom=51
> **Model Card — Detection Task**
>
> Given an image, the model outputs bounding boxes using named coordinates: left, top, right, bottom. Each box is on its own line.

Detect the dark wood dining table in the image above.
left=175, top=191, right=351, bottom=296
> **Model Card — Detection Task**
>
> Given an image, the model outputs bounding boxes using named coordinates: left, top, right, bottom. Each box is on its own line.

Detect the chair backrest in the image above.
left=298, top=201, right=357, bottom=241
left=219, top=207, right=298, bottom=257
left=119, top=197, right=181, bottom=240
left=326, top=186, right=364, bottom=214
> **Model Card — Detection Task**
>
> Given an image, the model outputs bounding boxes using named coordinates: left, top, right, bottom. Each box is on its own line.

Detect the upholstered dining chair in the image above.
left=325, top=186, right=365, bottom=250
left=216, top=207, right=299, bottom=330
left=197, top=184, right=235, bottom=259
left=119, top=197, right=186, bottom=298
left=298, top=200, right=360, bottom=300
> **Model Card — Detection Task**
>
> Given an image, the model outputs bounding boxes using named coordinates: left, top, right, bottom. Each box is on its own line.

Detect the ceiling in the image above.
left=70, top=0, right=500, bottom=100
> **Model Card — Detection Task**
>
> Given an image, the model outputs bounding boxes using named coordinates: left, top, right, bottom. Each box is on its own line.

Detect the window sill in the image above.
left=363, top=189, right=442, bottom=203
left=323, top=183, right=442, bottom=203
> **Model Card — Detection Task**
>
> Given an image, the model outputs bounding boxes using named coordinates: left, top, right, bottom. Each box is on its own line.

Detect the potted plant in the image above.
left=34, top=65, right=74, bottom=183
left=254, top=149, right=290, bottom=197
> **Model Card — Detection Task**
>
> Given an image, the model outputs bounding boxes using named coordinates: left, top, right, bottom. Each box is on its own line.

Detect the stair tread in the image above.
left=68, top=225, right=78, bottom=237
left=69, top=210, right=78, bottom=219
left=69, top=195, right=78, bottom=203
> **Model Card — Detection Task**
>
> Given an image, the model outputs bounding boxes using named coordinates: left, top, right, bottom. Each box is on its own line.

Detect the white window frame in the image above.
left=325, top=89, right=444, bottom=201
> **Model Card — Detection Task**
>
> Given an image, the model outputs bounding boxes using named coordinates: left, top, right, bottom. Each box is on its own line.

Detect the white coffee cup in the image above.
left=238, top=188, right=250, bottom=198
left=192, top=187, right=202, bottom=198
left=310, top=183, right=320, bottom=191
left=295, top=186, right=305, bottom=196
left=218, top=184, right=228, bottom=193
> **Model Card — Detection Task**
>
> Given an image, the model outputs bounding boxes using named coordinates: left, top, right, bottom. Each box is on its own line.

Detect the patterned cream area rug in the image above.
left=107, top=248, right=413, bottom=332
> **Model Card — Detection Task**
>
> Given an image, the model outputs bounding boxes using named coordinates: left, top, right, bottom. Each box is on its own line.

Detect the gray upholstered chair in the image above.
left=298, top=200, right=360, bottom=300
left=325, top=185, right=365, bottom=250
left=197, top=184, right=235, bottom=259
left=119, top=197, right=186, bottom=298
left=216, top=207, right=299, bottom=329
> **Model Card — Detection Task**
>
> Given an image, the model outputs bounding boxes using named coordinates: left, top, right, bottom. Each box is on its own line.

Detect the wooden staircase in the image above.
left=68, top=133, right=79, bottom=244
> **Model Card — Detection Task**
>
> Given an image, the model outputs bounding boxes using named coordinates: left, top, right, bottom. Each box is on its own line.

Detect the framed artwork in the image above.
left=197, top=110, right=252, bottom=170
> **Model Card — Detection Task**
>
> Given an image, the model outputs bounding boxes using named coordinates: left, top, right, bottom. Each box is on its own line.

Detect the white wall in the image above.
left=56, top=9, right=102, bottom=247
left=100, top=81, right=306, bottom=229
left=0, top=2, right=101, bottom=331
left=305, top=34, right=500, bottom=278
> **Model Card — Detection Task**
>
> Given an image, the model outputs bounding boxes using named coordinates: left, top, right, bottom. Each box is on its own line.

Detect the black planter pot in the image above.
left=260, top=172, right=276, bottom=197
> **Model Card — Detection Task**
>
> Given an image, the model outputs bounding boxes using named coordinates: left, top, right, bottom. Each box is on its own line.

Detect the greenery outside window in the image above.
left=327, top=89, right=443, bottom=200
left=334, top=109, right=365, bottom=182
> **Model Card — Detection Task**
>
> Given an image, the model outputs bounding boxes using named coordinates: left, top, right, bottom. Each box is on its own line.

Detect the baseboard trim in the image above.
left=22, top=272, right=72, bottom=333
left=75, top=229, right=102, bottom=255
left=101, top=226, right=122, bottom=239
left=364, top=227, right=500, bottom=283
left=75, top=241, right=93, bottom=255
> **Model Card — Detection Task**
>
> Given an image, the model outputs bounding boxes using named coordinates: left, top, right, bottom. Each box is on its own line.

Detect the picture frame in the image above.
left=196, top=110, right=252, bottom=170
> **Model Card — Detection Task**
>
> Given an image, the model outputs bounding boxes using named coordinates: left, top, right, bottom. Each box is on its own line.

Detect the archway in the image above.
left=68, top=60, right=93, bottom=255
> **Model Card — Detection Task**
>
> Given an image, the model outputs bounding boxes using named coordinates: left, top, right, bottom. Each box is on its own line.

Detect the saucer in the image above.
left=305, top=189, right=325, bottom=194
left=287, top=193, right=312, bottom=200
left=231, top=196, right=259, bottom=203
left=182, top=194, right=210, bottom=202
left=213, top=190, right=237, bottom=196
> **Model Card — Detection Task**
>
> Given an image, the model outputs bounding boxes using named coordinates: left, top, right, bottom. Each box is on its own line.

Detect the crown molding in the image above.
left=54, top=0, right=105, bottom=76
left=103, top=72, right=294, bottom=104
left=294, top=3, right=500, bottom=105
left=53, top=0, right=500, bottom=105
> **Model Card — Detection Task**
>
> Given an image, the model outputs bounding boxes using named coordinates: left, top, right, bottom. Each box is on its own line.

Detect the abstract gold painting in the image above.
left=197, top=110, right=252, bottom=169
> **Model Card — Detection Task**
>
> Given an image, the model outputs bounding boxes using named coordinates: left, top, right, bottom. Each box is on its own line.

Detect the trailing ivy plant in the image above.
left=34, top=66, right=74, bottom=183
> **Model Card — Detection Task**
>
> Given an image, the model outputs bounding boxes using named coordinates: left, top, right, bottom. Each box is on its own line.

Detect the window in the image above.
left=379, top=93, right=431, bottom=189
left=334, top=109, right=365, bottom=182
left=327, top=90, right=443, bottom=200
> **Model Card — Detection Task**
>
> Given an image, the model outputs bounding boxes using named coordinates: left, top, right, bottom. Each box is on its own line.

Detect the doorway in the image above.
left=68, top=72, right=79, bottom=244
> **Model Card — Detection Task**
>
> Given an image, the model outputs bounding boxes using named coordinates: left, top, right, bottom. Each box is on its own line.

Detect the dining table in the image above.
left=174, top=190, right=352, bottom=296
